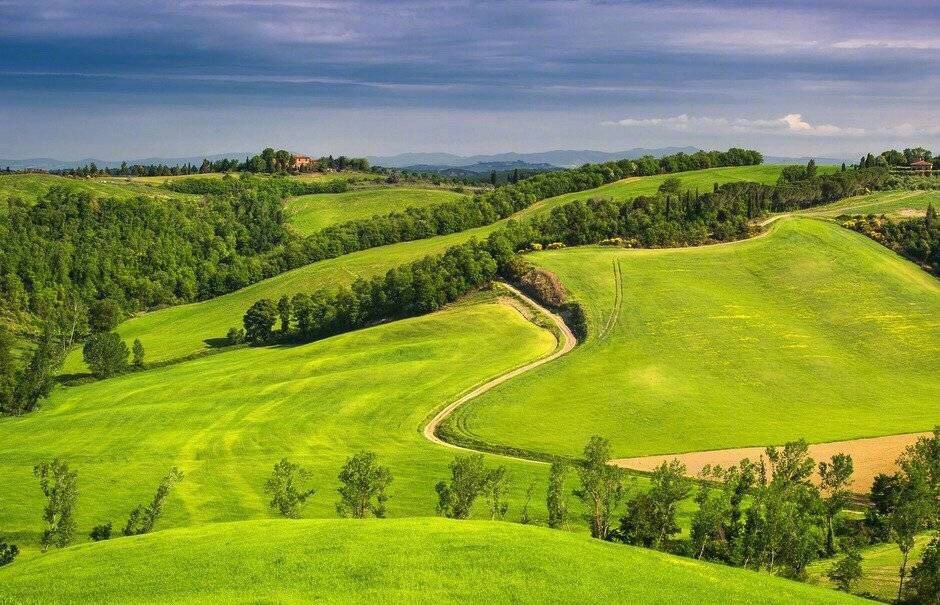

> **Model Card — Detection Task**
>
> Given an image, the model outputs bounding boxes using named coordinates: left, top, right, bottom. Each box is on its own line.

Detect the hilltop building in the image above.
left=910, top=159, right=933, bottom=174
left=292, top=154, right=314, bottom=170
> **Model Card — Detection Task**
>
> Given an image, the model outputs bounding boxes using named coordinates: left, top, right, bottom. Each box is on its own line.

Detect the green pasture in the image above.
left=0, top=173, right=195, bottom=206
left=0, top=518, right=865, bottom=604
left=286, top=187, right=468, bottom=235
left=63, top=166, right=792, bottom=371
left=807, top=533, right=934, bottom=601
left=2, top=301, right=560, bottom=554
left=800, top=189, right=940, bottom=218
left=448, top=218, right=940, bottom=459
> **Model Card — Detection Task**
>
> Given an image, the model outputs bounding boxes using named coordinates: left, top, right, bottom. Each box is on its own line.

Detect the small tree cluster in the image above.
left=265, top=458, right=316, bottom=518
left=34, top=458, right=79, bottom=550
left=436, top=454, right=510, bottom=520
left=336, top=452, right=393, bottom=519
left=123, top=467, right=184, bottom=536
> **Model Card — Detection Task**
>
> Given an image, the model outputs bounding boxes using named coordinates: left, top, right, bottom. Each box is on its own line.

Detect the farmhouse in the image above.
left=910, top=158, right=933, bottom=174
left=292, top=154, right=314, bottom=169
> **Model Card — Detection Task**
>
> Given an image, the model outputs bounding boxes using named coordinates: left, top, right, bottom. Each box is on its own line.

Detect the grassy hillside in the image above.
left=3, top=301, right=558, bottom=549
left=286, top=187, right=468, bottom=235
left=448, top=218, right=939, bottom=459
left=0, top=173, right=196, bottom=205
left=0, top=518, right=864, bottom=604
left=125, top=170, right=383, bottom=185
left=807, top=534, right=933, bottom=601
left=801, top=189, right=940, bottom=218
left=63, top=166, right=790, bottom=370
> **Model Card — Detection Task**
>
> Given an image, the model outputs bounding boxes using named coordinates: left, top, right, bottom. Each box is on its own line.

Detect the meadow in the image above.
left=0, top=173, right=196, bottom=206
left=447, top=217, right=940, bottom=459
left=286, top=186, right=468, bottom=235
left=2, top=300, right=559, bottom=552
left=123, top=170, right=383, bottom=185
left=807, top=533, right=933, bottom=601
left=800, top=188, right=940, bottom=218
left=62, top=165, right=789, bottom=371
left=0, top=518, right=865, bottom=604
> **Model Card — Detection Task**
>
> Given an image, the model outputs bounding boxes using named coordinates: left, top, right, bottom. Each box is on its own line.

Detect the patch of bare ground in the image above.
left=612, top=432, right=931, bottom=492
left=897, top=208, right=926, bottom=218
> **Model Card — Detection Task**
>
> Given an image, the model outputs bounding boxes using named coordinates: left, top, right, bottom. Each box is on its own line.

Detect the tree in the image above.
left=907, top=536, right=939, bottom=605
left=658, top=176, right=682, bottom=197
left=805, top=159, right=817, bottom=179
left=123, top=467, right=184, bottom=535
left=519, top=480, right=536, bottom=524
left=265, top=458, right=315, bottom=518
left=132, top=339, right=145, bottom=368
left=818, top=453, right=854, bottom=555
left=336, top=451, right=393, bottom=518
left=484, top=465, right=510, bottom=520
left=34, top=458, right=78, bottom=549
left=574, top=436, right=625, bottom=540
left=926, top=203, right=937, bottom=229
left=87, top=299, right=123, bottom=334
left=436, top=454, right=488, bottom=519
left=277, top=294, right=292, bottom=333
left=647, top=459, right=692, bottom=548
left=546, top=462, right=569, bottom=529
left=0, top=540, right=18, bottom=566
left=82, top=332, right=129, bottom=378
left=889, top=497, right=929, bottom=601
left=226, top=327, right=246, bottom=345
left=243, top=299, right=278, bottom=345
left=827, top=549, right=863, bottom=592
left=89, top=522, right=112, bottom=541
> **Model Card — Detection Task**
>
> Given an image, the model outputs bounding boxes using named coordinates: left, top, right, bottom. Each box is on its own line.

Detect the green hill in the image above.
left=286, top=187, right=468, bottom=235
left=0, top=518, right=865, bottom=604
left=2, top=300, right=558, bottom=548
left=63, top=166, right=789, bottom=370
left=0, top=173, right=196, bottom=206
left=447, top=218, right=940, bottom=459
left=801, top=189, right=940, bottom=218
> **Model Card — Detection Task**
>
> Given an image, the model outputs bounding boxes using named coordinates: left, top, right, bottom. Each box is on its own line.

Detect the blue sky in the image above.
left=1, top=0, right=938, bottom=159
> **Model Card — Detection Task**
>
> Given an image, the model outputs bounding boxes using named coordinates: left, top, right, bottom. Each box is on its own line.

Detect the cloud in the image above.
left=833, top=38, right=940, bottom=50
left=608, top=113, right=868, bottom=137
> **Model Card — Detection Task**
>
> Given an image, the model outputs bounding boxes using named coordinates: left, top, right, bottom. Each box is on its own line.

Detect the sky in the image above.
left=1, top=0, right=939, bottom=159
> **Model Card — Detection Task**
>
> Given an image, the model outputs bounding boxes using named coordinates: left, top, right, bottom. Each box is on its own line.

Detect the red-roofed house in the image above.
left=910, top=159, right=933, bottom=174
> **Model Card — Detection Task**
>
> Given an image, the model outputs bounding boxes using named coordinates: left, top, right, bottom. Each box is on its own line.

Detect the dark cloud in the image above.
left=0, top=0, right=937, bottom=156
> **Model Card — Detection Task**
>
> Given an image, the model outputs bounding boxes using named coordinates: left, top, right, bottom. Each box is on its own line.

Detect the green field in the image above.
left=3, top=301, right=559, bottom=551
left=0, top=518, right=864, bottom=604
left=0, top=173, right=196, bottom=205
left=801, top=189, right=940, bottom=218
left=807, top=533, right=933, bottom=601
left=447, top=217, right=940, bottom=459
left=125, top=170, right=383, bottom=185
left=286, top=187, right=468, bottom=235
left=63, top=166, right=791, bottom=371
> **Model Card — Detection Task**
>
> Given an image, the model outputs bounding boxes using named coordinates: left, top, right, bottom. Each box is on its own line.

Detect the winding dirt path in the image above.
left=423, top=283, right=576, bottom=454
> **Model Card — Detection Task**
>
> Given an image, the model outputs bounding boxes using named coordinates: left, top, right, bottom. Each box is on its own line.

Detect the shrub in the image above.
left=226, top=327, right=246, bottom=345
left=89, top=522, right=112, bottom=541
left=0, top=541, right=18, bottom=567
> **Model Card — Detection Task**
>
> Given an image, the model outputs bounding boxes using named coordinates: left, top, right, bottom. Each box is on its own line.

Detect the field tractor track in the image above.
left=597, top=259, right=623, bottom=341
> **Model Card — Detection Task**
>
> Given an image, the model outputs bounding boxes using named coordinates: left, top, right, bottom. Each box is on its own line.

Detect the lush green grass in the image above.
left=4, top=301, right=559, bottom=551
left=448, top=218, right=940, bottom=459
left=64, top=167, right=793, bottom=371
left=511, top=164, right=795, bottom=221
left=807, top=533, right=933, bottom=601
left=0, top=518, right=864, bottom=604
left=286, top=187, right=468, bottom=235
left=126, top=170, right=383, bottom=185
left=800, top=189, right=940, bottom=218
left=0, top=173, right=195, bottom=206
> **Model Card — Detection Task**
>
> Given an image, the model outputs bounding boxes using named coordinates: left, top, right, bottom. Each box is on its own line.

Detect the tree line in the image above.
left=843, top=204, right=939, bottom=274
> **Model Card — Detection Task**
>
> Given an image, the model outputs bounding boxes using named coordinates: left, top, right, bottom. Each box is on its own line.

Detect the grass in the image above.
left=807, top=533, right=934, bottom=602
left=286, top=186, right=468, bottom=235
left=447, top=217, right=940, bottom=459
left=123, top=170, right=383, bottom=185
left=0, top=518, right=866, bottom=604
left=800, top=189, right=940, bottom=219
left=0, top=173, right=196, bottom=206
left=63, top=166, right=793, bottom=371
left=3, top=301, right=559, bottom=552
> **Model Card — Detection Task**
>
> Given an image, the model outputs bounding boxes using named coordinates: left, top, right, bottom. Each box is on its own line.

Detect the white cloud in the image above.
left=607, top=113, right=867, bottom=137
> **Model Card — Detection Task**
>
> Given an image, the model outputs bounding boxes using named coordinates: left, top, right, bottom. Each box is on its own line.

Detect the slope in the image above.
left=447, top=218, right=940, bottom=459
left=0, top=518, right=865, bottom=604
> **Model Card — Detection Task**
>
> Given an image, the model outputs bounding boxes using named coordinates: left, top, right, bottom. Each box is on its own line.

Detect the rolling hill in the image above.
left=0, top=518, right=865, bottom=604
left=0, top=173, right=196, bottom=206
left=446, top=217, right=939, bottom=459
left=62, top=165, right=790, bottom=371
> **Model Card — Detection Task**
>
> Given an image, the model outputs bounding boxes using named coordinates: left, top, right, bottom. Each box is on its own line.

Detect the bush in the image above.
left=89, top=522, right=112, bottom=541
left=0, top=541, right=18, bottom=566
left=226, top=327, right=246, bottom=345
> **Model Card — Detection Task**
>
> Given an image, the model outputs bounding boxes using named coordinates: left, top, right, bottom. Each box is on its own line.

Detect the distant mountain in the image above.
left=402, top=160, right=559, bottom=177
left=763, top=155, right=853, bottom=166
left=0, top=153, right=252, bottom=171
left=370, top=147, right=700, bottom=169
